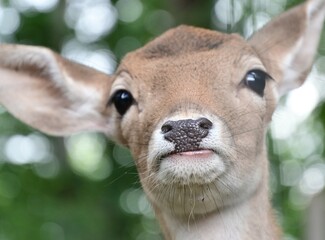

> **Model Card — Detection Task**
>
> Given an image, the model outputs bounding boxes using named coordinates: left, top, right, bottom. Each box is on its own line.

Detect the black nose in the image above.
left=161, top=118, right=213, bottom=153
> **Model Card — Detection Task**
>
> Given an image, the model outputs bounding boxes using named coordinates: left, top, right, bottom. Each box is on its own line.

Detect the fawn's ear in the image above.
left=249, top=0, right=325, bottom=96
left=0, top=44, right=114, bottom=136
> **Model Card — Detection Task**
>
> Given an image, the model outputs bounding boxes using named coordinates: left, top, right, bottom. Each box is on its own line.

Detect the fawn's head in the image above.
left=0, top=0, right=324, bottom=218
left=112, top=26, right=278, bottom=215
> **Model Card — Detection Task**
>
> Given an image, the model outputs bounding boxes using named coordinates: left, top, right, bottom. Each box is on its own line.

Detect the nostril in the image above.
left=161, top=121, right=173, bottom=133
left=198, top=118, right=213, bottom=130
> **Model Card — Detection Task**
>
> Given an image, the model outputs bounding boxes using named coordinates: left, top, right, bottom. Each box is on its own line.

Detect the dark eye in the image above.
left=244, top=69, right=268, bottom=96
left=111, top=90, right=134, bottom=115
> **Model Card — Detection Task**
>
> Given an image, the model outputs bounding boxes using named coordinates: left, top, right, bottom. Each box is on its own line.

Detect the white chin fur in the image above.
left=147, top=113, right=232, bottom=185
left=157, top=151, right=226, bottom=185
left=145, top=113, right=242, bottom=216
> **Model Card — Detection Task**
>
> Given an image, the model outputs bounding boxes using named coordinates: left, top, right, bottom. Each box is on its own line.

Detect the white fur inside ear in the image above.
left=279, top=37, right=304, bottom=95
left=0, top=45, right=113, bottom=136
left=8, top=47, right=103, bottom=119
left=62, top=73, right=102, bottom=117
left=279, top=0, right=325, bottom=96
left=2, top=46, right=62, bottom=82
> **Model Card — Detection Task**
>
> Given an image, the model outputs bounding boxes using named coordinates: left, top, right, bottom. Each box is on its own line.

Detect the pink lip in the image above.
left=159, top=150, right=218, bottom=165
left=175, top=149, right=214, bottom=157
left=156, top=149, right=219, bottom=171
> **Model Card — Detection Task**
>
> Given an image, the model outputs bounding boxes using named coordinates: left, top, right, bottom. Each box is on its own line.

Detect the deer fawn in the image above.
left=0, top=0, right=324, bottom=239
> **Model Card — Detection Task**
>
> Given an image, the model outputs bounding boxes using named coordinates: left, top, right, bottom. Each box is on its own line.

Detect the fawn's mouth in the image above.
left=161, top=149, right=216, bottom=159
left=154, top=148, right=226, bottom=184
left=157, top=149, right=218, bottom=168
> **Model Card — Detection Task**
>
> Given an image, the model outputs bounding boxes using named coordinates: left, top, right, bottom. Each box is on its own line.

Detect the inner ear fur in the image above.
left=0, top=44, right=114, bottom=136
left=249, top=0, right=325, bottom=96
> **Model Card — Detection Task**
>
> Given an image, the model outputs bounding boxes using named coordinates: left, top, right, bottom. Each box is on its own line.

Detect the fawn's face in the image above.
left=0, top=0, right=323, bottom=220
left=108, top=26, right=277, bottom=215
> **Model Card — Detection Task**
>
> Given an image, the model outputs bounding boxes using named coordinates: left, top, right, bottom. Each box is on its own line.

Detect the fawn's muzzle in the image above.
left=161, top=117, right=213, bottom=153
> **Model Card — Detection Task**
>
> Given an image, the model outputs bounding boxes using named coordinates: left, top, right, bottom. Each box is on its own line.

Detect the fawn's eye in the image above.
left=111, top=90, right=134, bottom=115
left=244, top=69, right=268, bottom=96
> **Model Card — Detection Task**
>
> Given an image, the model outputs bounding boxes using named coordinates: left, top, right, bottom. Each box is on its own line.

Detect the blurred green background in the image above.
left=0, top=0, right=324, bottom=239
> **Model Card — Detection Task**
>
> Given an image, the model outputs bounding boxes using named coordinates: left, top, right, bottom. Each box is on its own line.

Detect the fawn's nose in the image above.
left=161, top=118, right=213, bottom=153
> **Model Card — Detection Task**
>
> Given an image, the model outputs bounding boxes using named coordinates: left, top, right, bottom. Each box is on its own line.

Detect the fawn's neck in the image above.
left=153, top=177, right=280, bottom=240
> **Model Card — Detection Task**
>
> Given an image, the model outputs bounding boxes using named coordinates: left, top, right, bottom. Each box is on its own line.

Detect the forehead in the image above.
left=118, top=25, right=259, bottom=84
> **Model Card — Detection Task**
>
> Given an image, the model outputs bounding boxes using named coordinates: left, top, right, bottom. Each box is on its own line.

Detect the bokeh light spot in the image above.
left=116, top=0, right=143, bottom=23
left=26, top=0, right=58, bottom=12
left=4, top=134, right=51, bottom=164
left=299, top=165, right=325, bottom=195
left=76, top=3, right=117, bottom=42
left=289, top=186, right=311, bottom=210
left=62, top=38, right=116, bottom=74
left=286, top=81, right=319, bottom=119
left=10, top=0, right=58, bottom=12
left=65, top=133, right=111, bottom=181
left=243, top=12, right=271, bottom=38
left=214, top=0, right=243, bottom=26
left=40, top=222, right=65, bottom=240
left=120, top=188, right=148, bottom=214
left=113, top=145, right=134, bottom=167
left=280, top=160, right=302, bottom=187
left=65, top=1, right=117, bottom=43
left=0, top=7, right=20, bottom=35
left=145, top=10, right=175, bottom=35
left=33, top=157, right=60, bottom=179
